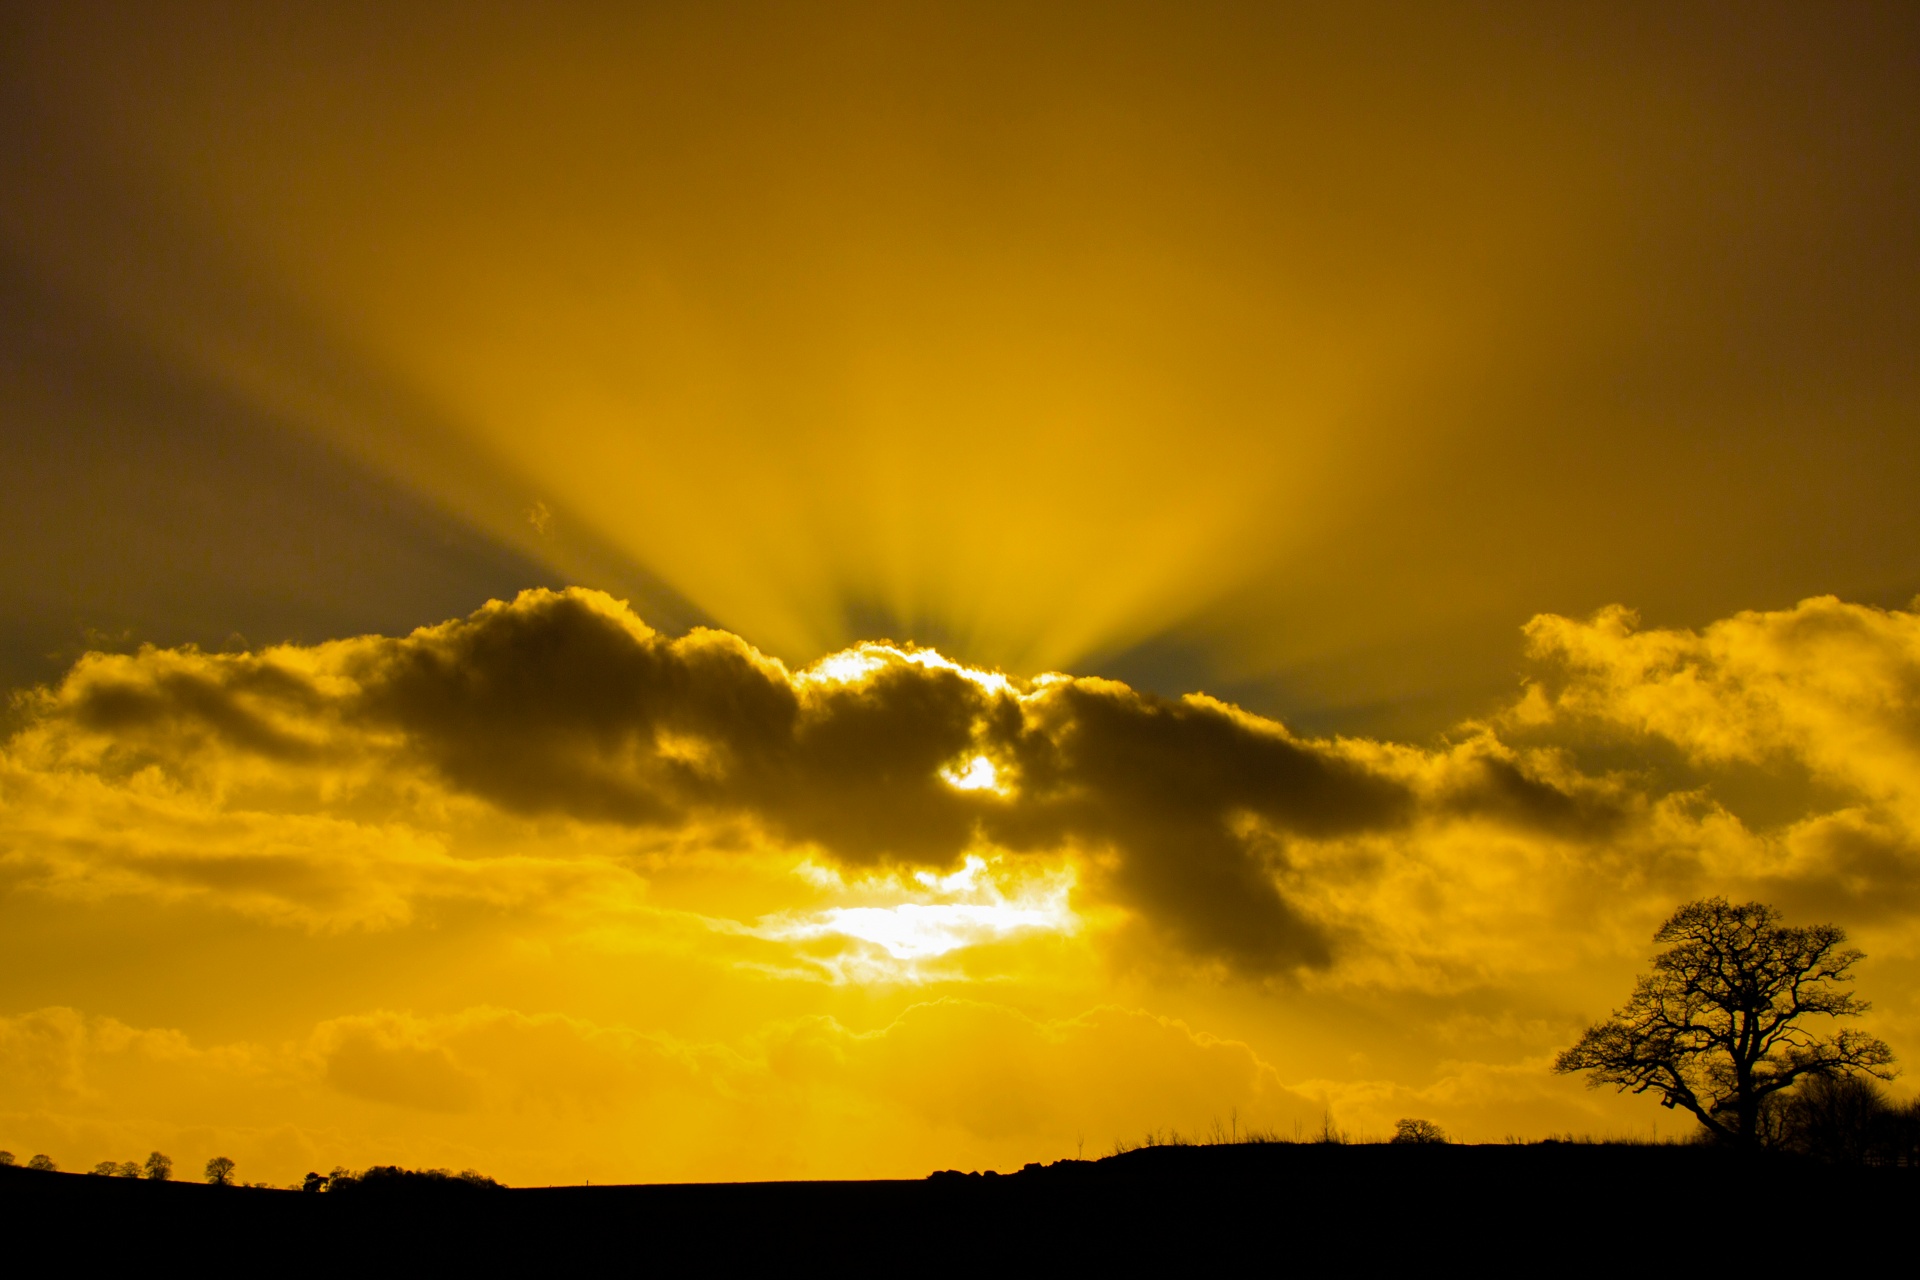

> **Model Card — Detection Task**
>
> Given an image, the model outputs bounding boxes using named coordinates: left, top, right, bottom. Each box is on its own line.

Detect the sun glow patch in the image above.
left=801, top=649, right=891, bottom=686
left=939, top=754, right=1000, bottom=792
left=791, top=901, right=1056, bottom=960
left=797, top=643, right=1016, bottom=696
left=757, top=855, right=1075, bottom=971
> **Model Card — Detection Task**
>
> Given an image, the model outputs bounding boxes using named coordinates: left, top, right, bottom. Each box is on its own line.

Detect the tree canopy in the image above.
left=1555, top=898, right=1896, bottom=1145
left=1390, top=1118, right=1447, bottom=1145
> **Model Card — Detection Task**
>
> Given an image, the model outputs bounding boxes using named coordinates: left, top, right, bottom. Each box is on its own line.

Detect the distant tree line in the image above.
left=2, top=1149, right=500, bottom=1190
left=305, top=1166, right=503, bottom=1193
left=72, top=1151, right=176, bottom=1180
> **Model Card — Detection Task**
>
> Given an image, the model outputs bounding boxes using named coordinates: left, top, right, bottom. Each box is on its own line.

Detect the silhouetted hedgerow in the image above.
left=1775, top=1076, right=1920, bottom=1166
left=322, top=1165, right=504, bottom=1194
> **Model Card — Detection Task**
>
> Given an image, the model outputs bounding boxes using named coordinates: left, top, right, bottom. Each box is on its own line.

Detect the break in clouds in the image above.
left=5, top=589, right=1920, bottom=981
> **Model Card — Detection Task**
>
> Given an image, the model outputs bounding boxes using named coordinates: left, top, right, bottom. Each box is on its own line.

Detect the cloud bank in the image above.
left=0, top=999, right=1327, bottom=1182
left=6, top=588, right=1652, bottom=976
left=6, top=588, right=1920, bottom=997
left=6, top=590, right=1920, bottom=1178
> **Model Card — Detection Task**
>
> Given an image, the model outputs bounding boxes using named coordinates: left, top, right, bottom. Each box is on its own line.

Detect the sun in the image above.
left=757, top=855, right=1077, bottom=974
left=939, top=754, right=1001, bottom=793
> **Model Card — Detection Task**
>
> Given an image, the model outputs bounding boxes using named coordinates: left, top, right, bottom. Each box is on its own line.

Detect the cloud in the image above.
left=302, top=997, right=1331, bottom=1150
left=7, top=590, right=1497, bottom=972
left=0, top=998, right=1328, bottom=1183
left=0, top=744, right=652, bottom=931
left=10, top=593, right=1920, bottom=1177
left=1518, top=597, right=1920, bottom=804
left=757, top=999, right=1330, bottom=1156
left=308, top=1007, right=713, bottom=1116
left=10, top=589, right=1920, bottom=984
left=1508, top=597, right=1920, bottom=937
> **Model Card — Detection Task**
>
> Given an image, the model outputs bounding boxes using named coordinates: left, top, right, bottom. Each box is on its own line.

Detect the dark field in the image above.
left=5, top=1144, right=1912, bottom=1267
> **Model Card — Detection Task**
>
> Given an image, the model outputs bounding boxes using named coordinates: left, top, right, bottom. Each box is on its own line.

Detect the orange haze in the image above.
left=2, top=4, right=1918, bottom=1184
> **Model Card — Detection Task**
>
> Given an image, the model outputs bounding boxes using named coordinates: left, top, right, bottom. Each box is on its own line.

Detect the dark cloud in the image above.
left=345, top=592, right=1417, bottom=970
left=71, top=663, right=327, bottom=764
left=356, top=595, right=791, bottom=826
left=1437, top=753, right=1626, bottom=840
left=985, top=682, right=1416, bottom=971
left=22, top=590, right=1618, bottom=975
left=1750, top=813, right=1920, bottom=927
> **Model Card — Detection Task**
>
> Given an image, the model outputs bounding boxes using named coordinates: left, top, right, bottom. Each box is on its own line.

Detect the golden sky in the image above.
left=3, top=2, right=1919, bottom=1184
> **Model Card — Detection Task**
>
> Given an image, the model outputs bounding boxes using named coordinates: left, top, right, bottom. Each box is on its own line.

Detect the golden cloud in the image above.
left=7, top=590, right=1920, bottom=988
left=1510, top=596, right=1920, bottom=936
left=0, top=998, right=1335, bottom=1182
left=8, top=593, right=1920, bottom=1179
left=5, top=589, right=1636, bottom=976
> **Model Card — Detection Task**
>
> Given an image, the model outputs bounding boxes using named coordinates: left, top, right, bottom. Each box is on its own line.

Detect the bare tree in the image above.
left=205, top=1156, right=237, bottom=1186
left=143, top=1151, right=173, bottom=1181
left=1555, top=898, right=1896, bottom=1146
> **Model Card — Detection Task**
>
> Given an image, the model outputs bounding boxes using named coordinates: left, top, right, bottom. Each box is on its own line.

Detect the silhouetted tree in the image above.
left=302, top=1171, right=329, bottom=1193
left=143, top=1151, right=173, bottom=1181
left=205, top=1156, right=236, bottom=1186
left=1555, top=898, right=1896, bottom=1147
left=27, top=1154, right=57, bottom=1171
left=91, top=1161, right=120, bottom=1176
left=1390, top=1118, right=1447, bottom=1144
left=117, top=1161, right=142, bottom=1178
left=0, top=1150, right=13, bottom=1166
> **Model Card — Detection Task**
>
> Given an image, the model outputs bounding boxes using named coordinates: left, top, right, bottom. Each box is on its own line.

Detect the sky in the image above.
left=2, top=1, right=1919, bottom=1185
